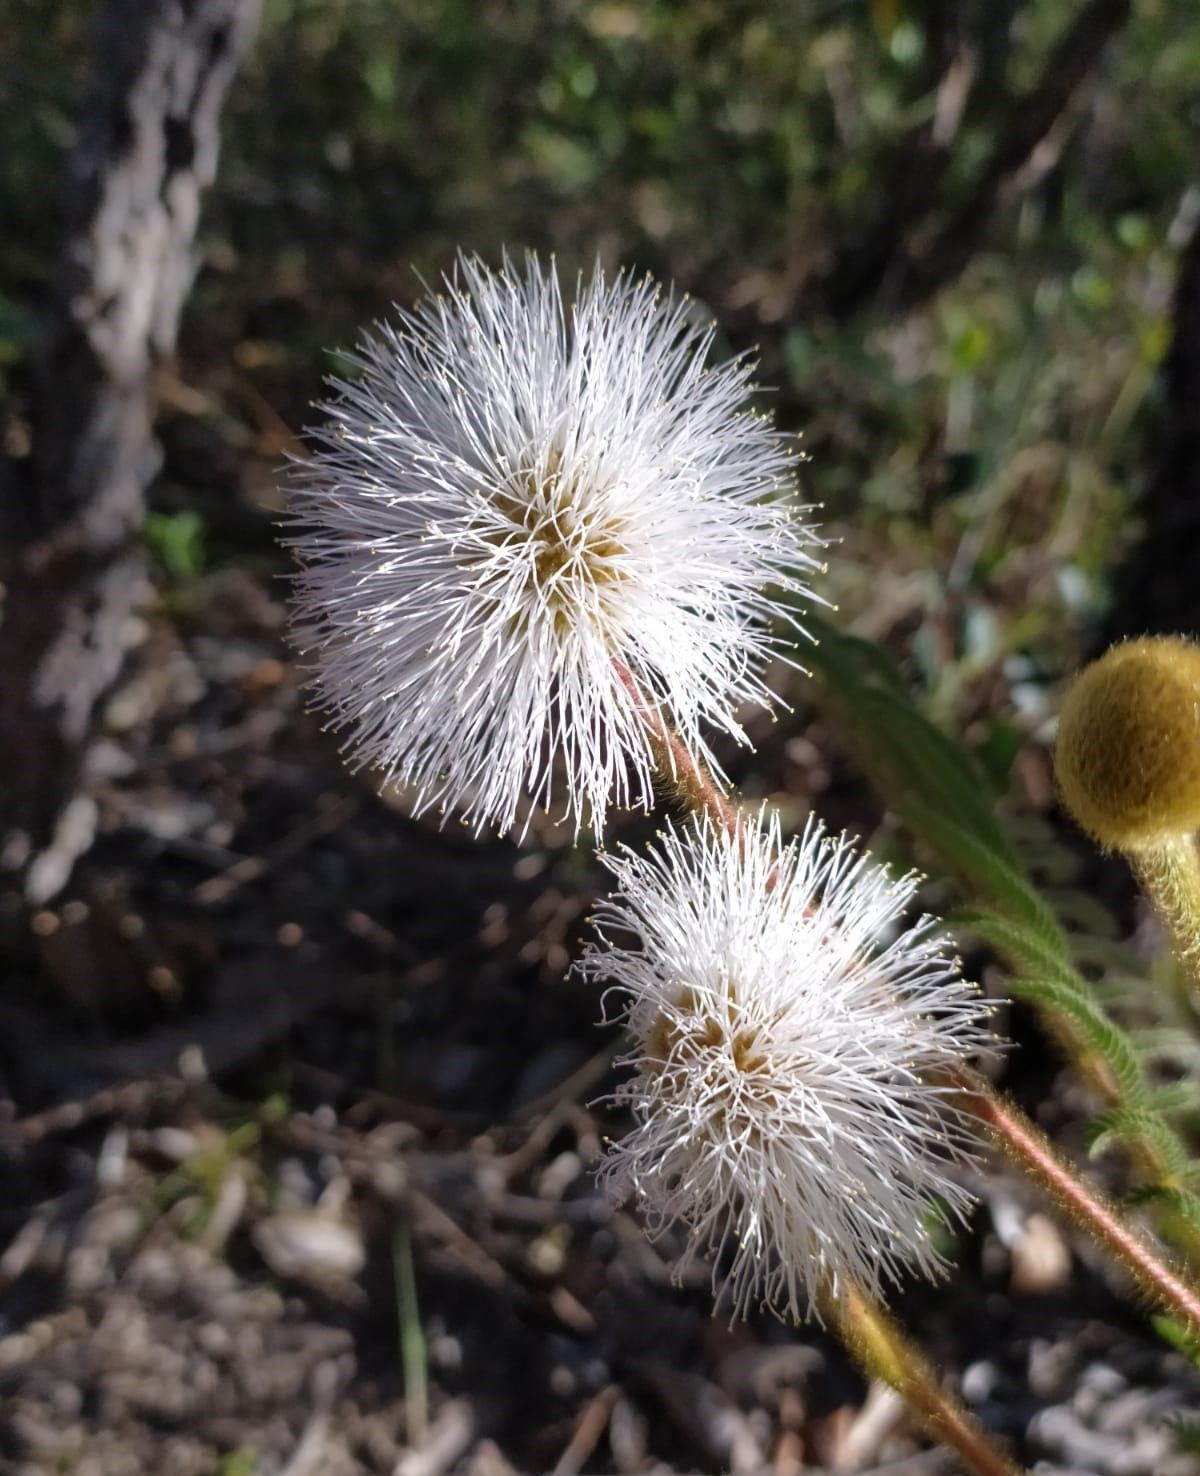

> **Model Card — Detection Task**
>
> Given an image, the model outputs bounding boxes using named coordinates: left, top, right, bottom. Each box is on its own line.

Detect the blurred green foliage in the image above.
left=144, top=509, right=207, bottom=582
left=2, top=0, right=1199, bottom=713
left=217, top=1450, right=262, bottom=1476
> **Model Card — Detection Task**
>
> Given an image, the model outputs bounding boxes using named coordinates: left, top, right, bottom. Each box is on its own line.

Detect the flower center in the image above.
left=468, top=446, right=630, bottom=624
left=645, top=984, right=770, bottom=1078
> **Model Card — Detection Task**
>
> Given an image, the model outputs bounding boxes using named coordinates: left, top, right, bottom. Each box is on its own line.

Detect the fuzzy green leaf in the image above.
left=801, top=614, right=1016, bottom=860
left=1009, top=980, right=1148, bottom=1105
left=857, top=689, right=1014, bottom=853
left=905, top=805, right=1067, bottom=952
left=955, top=907, right=1078, bottom=983
left=1124, top=1183, right=1200, bottom=1223
left=1087, top=1108, right=1191, bottom=1174
left=1146, top=1081, right=1200, bottom=1118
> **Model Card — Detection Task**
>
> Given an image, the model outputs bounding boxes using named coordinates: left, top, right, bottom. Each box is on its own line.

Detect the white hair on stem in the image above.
left=285, top=252, right=822, bottom=836
left=580, top=809, right=998, bottom=1323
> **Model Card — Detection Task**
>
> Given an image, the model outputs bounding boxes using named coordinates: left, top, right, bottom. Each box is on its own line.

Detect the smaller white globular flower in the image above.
left=286, top=253, right=821, bottom=836
left=580, top=810, right=997, bottom=1323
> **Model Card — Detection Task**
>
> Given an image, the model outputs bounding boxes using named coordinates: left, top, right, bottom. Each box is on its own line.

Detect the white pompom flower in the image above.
left=286, top=253, right=821, bottom=836
left=580, top=810, right=997, bottom=1323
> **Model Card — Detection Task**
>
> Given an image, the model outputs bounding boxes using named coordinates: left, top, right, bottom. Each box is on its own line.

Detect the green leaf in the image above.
left=801, top=617, right=914, bottom=708
left=1154, top=1320, right=1200, bottom=1372
left=801, top=614, right=1013, bottom=850
left=1124, top=1183, right=1200, bottom=1222
left=1146, top=1081, right=1200, bottom=1117
left=1009, top=980, right=1147, bottom=1105
left=1088, top=1108, right=1190, bottom=1173
left=976, top=719, right=1024, bottom=786
left=856, top=689, right=1013, bottom=856
left=905, top=805, right=1066, bottom=952
left=955, top=907, right=1077, bottom=982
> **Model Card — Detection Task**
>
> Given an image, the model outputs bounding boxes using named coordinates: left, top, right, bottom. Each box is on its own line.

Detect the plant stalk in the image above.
left=829, top=1282, right=1025, bottom=1476
left=1128, top=832, right=1200, bottom=994
left=614, top=659, right=739, bottom=834
left=950, top=1067, right=1200, bottom=1329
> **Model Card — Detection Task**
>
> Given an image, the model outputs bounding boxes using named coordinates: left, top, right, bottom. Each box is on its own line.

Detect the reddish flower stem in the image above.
left=613, top=659, right=740, bottom=835
left=949, top=1066, right=1200, bottom=1330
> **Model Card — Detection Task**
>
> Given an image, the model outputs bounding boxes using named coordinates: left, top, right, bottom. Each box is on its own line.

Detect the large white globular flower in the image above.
left=286, top=253, right=820, bottom=835
left=580, top=811, right=997, bottom=1323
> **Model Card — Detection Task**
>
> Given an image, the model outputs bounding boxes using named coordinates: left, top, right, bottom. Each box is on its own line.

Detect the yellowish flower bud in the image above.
left=1055, top=637, right=1200, bottom=851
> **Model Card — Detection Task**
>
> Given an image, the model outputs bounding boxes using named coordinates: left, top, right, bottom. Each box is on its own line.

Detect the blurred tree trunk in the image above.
left=0, top=0, right=259, bottom=906
left=817, top=0, right=1131, bottom=319
left=1106, top=214, right=1200, bottom=641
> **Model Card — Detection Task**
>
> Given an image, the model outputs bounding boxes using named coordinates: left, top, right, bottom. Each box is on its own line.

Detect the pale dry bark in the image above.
left=0, top=0, right=260, bottom=904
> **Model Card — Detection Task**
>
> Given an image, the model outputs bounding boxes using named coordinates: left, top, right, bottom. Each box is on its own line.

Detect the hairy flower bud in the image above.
left=1055, top=637, right=1200, bottom=851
